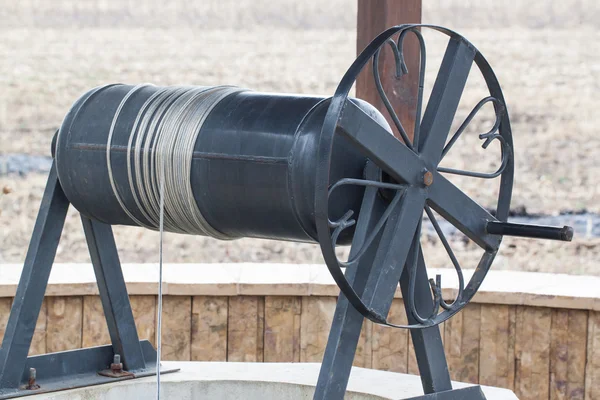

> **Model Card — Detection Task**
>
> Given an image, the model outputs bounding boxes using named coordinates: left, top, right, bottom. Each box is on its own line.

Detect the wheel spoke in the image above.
left=418, top=37, right=475, bottom=162
left=360, top=187, right=427, bottom=316
left=338, top=99, right=425, bottom=185
left=426, top=171, right=500, bottom=250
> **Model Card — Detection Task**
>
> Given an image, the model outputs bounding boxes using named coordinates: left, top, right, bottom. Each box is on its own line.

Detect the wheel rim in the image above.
left=315, top=24, right=514, bottom=328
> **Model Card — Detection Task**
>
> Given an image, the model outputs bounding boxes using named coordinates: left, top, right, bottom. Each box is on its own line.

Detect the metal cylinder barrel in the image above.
left=55, top=84, right=389, bottom=243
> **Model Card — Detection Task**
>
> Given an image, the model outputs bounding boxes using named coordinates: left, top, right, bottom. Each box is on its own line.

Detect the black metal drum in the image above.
left=55, top=84, right=390, bottom=243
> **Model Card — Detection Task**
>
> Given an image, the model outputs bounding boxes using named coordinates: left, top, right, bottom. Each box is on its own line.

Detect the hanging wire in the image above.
left=104, top=84, right=248, bottom=399
left=156, top=163, right=164, bottom=399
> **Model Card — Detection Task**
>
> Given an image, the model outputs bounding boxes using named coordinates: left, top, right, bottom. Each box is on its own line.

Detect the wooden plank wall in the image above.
left=0, top=295, right=597, bottom=400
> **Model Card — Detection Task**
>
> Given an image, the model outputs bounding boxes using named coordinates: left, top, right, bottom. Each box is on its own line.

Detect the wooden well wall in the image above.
left=0, top=264, right=598, bottom=400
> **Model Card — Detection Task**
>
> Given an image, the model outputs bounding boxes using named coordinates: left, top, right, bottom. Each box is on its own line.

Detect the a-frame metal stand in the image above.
left=0, top=162, right=485, bottom=399
left=313, top=166, right=487, bottom=400
left=0, top=163, right=176, bottom=399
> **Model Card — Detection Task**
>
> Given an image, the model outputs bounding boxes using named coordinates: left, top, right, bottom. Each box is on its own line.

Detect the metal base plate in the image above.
left=405, top=385, right=487, bottom=399
left=0, top=340, right=178, bottom=399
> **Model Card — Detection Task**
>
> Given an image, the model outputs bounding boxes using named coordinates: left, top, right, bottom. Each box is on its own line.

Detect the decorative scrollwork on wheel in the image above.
left=439, top=96, right=512, bottom=179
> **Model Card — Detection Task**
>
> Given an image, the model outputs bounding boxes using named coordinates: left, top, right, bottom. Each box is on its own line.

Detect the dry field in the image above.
left=0, top=0, right=599, bottom=275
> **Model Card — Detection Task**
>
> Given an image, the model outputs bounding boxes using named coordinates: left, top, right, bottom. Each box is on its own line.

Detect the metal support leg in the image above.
left=0, top=163, right=69, bottom=390
left=314, top=165, right=385, bottom=400
left=316, top=246, right=456, bottom=399
left=0, top=164, right=176, bottom=399
left=316, top=240, right=477, bottom=400
left=81, top=217, right=146, bottom=371
left=400, top=248, right=452, bottom=393
left=315, top=168, right=470, bottom=399
left=312, top=263, right=375, bottom=400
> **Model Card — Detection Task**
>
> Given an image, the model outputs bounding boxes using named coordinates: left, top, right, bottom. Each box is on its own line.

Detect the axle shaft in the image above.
left=486, top=221, right=573, bottom=242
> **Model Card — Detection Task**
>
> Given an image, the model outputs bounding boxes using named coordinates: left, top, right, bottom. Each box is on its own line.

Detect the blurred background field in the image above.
left=0, top=0, right=598, bottom=274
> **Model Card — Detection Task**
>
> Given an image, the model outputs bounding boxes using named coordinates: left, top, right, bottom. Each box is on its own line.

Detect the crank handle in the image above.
left=486, top=221, right=574, bottom=242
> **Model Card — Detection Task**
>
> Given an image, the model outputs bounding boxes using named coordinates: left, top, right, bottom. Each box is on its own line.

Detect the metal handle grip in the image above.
left=486, top=221, right=574, bottom=242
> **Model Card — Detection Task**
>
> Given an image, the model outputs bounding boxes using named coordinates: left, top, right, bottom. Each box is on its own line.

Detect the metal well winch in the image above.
left=55, top=84, right=378, bottom=243
left=0, top=24, right=573, bottom=400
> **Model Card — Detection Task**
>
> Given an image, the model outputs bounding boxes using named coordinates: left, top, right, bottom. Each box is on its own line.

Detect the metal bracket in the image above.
left=0, top=161, right=175, bottom=398
left=0, top=341, right=178, bottom=399
left=405, top=385, right=487, bottom=400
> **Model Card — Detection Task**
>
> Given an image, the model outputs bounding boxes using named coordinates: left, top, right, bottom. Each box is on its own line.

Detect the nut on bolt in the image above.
left=422, top=169, right=433, bottom=187
left=26, top=367, right=40, bottom=390
left=111, top=354, right=123, bottom=373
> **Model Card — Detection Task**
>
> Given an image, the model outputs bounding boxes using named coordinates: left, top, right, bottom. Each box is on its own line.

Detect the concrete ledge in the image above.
left=28, top=362, right=518, bottom=399
left=0, top=263, right=598, bottom=310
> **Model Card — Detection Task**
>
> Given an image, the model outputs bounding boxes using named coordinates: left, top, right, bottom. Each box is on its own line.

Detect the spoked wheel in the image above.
left=315, top=24, right=514, bottom=328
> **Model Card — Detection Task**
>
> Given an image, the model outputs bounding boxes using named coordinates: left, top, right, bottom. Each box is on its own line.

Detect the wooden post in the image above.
left=356, top=0, right=422, bottom=141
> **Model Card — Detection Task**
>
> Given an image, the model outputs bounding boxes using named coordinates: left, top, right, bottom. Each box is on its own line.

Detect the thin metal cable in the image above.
left=106, top=85, right=244, bottom=236
left=104, top=84, right=246, bottom=399
left=156, top=162, right=165, bottom=400
left=107, top=84, right=154, bottom=229
left=128, top=86, right=179, bottom=227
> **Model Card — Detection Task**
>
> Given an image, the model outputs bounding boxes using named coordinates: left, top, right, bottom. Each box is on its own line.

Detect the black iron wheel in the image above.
left=315, top=24, right=514, bottom=328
